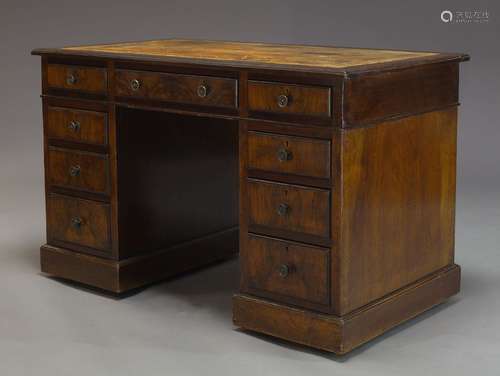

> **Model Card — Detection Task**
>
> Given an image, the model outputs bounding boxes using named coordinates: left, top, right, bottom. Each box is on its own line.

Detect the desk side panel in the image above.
left=338, top=108, right=457, bottom=314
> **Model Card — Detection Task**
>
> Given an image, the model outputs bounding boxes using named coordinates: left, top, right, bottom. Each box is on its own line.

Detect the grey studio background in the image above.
left=1, top=0, right=499, bottom=375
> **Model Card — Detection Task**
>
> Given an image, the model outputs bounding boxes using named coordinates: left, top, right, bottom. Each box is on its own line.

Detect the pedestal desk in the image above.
left=32, top=40, right=469, bottom=354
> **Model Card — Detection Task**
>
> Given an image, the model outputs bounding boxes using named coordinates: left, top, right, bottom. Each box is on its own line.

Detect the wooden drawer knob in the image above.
left=197, top=84, right=209, bottom=98
left=277, top=203, right=290, bottom=216
left=66, top=73, right=78, bottom=85
left=277, top=94, right=289, bottom=108
left=67, top=120, right=81, bottom=132
left=71, top=217, right=83, bottom=229
left=69, top=165, right=81, bottom=177
left=277, top=147, right=293, bottom=162
left=130, top=79, right=141, bottom=91
left=279, top=264, right=290, bottom=278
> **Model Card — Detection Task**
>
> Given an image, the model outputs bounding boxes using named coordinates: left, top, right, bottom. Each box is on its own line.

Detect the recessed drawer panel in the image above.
left=47, top=194, right=111, bottom=251
left=245, top=234, right=329, bottom=305
left=248, top=131, right=331, bottom=179
left=47, top=64, right=107, bottom=94
left=46, top=107, right=108, bottom=146
left=47, top=148, right=109, bottom=194
left=248, top=81, right=331, bottom=117
left=114, top=69, right=238, bottom=108
left=248, top=180, right=330, bottom=238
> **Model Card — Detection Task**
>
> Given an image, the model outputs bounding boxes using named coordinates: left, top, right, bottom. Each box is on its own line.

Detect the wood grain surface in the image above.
left=344, top=62, right=460, bottom=126
left=47, top=64, right=107, bottom=93
left=247, top=179, right=330, bottom=238
left=242, top=234, right=330, bottom=305
left=338, top=108, right=457, bottom=314
left=247, top=131, right=331, bottom=179
left=234, top=264, right=460, bottom=354
left=33, top=42, right=467, bottom=354
left=114, top=69, right=238, bottom=108
left=46, top=193, right=111, bottom=251
left=47, top=147, right=109, bottom=195
left=46, top=106, right=108, bottom=146
left=248, top=81, right=331, bottom=117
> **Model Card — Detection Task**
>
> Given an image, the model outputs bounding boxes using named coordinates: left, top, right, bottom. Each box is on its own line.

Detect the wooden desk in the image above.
left=32, top=39, right=469, bottom=354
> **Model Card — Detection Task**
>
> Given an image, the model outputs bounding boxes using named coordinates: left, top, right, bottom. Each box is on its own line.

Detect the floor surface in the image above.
left=1, top=152, right=499, bottom=375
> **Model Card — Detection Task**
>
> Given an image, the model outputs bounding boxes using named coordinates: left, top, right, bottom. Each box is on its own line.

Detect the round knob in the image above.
left=197, top=84, right=208, bottom=98
left=68, top=120, right=80, bottom=132
left=69, top=165, right=81, bottom=177
left=71, top=217, right=83, bottom=229
left=279, top=264, right=290, bottom=278
left=130, top=79, right=141, bottom=91
left=277, top=94, right=289, bottom=108
left=277, top=203, right=290, bottom=216
left=277, top=148, right=293, bottom=162
left=66, top=73, right=78, bottom=85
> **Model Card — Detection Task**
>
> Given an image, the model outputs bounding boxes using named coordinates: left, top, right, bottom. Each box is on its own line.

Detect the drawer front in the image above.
left=248, top=131, right=331, bottom=179
left=46, top=107, right=108, bottom=146
left=245, top=235, right=329, bottom=305
left=47, top=148, right=109, bottom=194
left=248, top=81, right=331, bottom=117
left=114, top=70, right=238, bottom=108
left=47, top=194, right=111, bottom=251
left=248, top=180, right=330, bottom=238
left=47, top=64, right=107, bottom=94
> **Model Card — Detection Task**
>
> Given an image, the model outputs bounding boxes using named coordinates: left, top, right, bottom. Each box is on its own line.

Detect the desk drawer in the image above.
left=248, top=81, right=331, bottom=117
left=47, top=107, right=108, bottom=146
left=114, top=70, right=238, bottom=108
left=248, top=132, right=331, bottom=179
left=47, top=148, right=109, bottom=194
left=47, top=64, right=107, bottom=94
left=248, top=180, right=330, bottom=238
left=245, top=234, right=329, bottom=305
left=47, top=194, right=111, bottom=251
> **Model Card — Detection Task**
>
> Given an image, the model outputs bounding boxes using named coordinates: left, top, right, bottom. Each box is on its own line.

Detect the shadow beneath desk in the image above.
left=122, top=256, right=241, bottom=321
left=40, top=253, right=463, bottom=359
left=44, top=255, right=240, bottom=309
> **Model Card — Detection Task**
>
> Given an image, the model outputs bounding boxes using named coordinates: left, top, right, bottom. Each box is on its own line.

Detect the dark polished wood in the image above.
left=47, top=147, right=110, bottom=195
left=46, top=106, right=108, bottom=146
left=41, top=228, right=238, bottom=293
left=114, top=69, right=238, bottom=108
left=343, top=62, right=459, bottom=127
left=234, top=264, right=460, bottom=354
left=32, top=39, right=467, bottom=355
left=46, top=193, right=111, bottom=252
left=248, top=179, right=330, bottom=238
left=241, top=234, right=330, bottom=306
left=47, top=64, right=107, bottom=93
left=248, top=81, right=331, bottom=117
left=116, top=108, right=238, bottom=259
left=248, top=131, right=331, bottom=179
left=337, top=108, right=457, bottom=314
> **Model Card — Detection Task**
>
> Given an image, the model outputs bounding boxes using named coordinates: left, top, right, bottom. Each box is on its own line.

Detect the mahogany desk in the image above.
left=32, top=40, right=469, bottom=354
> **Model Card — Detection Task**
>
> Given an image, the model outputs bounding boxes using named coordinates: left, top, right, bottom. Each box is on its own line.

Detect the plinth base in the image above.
left=41, top=228, right=238, bottom=294
left=233, top=264, right=460, bottom=354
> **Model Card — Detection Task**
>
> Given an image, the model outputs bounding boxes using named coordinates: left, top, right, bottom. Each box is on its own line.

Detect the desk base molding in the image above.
left=233, top=264, right=460, bottom=354
left=40, top=228, right=238, bottom=294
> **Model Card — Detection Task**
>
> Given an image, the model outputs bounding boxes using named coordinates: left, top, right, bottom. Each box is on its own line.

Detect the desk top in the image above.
left=32, top=39, right=468, bottom=75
